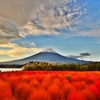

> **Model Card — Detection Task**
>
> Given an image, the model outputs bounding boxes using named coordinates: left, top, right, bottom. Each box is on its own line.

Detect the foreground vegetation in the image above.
left=0, top=71, right=100, bottom=100
left=23, top=61, right=100, bottom=71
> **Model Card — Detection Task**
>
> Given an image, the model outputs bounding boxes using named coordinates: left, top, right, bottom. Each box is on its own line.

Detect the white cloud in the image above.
left=30, top=42, right=36, bottom=47
left=0, top=0, right=86, bottom=41
left=0, top=18, right=21, bottom=44
left=0, top=0, right=68, bottom=43
left=0, top=0, right=100, bottom=40
left=1, top=0, right=99, bottom=42
left=77, top=28, right=100, bottom=37
left=0, top=0, right=67, bottom=26
left=70, top=17, right=100, bottom=38
left=0, top=43, right=43, bottom=57
left=21, top=0, right=85, bottom=36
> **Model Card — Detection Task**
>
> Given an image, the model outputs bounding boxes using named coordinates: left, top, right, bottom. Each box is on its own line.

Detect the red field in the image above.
left=0, top=71, right=100, bottom=100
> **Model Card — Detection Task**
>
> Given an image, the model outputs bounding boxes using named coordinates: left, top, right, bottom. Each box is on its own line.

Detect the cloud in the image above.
left=0, top=0, right=67, bottom=26
left=80, top=52, right=91, bottom=58
left=0, top=0, right=86, bottom=38
left=0, top=0, right=45, bottom=26
left=1, top=0, right=99, bottom=42
left=0, top=43, right=42, bottom=57
left=68, top=52, right=91, bottom=59
left=76, top=25, right=100, bottom=38
left=68, top=55, right=81, bottom=59
left=0, top=0, right=70, bottom=43
left=0, top=18, right=21, bottom=44
left=0, top=0, right=100, bottom=41
left=21, top=0, right=86, bottom=36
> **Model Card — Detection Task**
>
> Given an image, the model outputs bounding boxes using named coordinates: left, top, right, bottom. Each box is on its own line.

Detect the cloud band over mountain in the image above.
left=0, top=0, right=87, bottom=43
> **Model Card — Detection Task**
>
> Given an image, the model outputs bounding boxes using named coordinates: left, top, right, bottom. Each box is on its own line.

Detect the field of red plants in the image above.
left=0, top=71, right=100, bottom=100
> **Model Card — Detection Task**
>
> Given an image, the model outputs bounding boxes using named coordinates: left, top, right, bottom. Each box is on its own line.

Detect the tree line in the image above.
left=22, top=61, right=100, bottom=71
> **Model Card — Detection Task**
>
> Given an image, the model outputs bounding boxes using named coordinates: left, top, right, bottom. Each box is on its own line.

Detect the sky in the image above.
left=0, top=0, right=100, bottom=62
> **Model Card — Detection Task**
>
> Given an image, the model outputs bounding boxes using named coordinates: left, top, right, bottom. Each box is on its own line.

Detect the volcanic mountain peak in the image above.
left=0, top=48, right=87, bottom=65
left=42, top=48, right=57, bottom=53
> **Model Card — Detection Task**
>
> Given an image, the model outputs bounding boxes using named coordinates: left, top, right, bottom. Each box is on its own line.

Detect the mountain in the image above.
left=42, top=48, right=57, bottom=53
left=0, top=48, right=87, bottom=65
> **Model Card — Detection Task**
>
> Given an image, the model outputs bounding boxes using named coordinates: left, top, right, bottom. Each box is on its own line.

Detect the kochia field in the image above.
left=0, top=71, right=100, bottom=100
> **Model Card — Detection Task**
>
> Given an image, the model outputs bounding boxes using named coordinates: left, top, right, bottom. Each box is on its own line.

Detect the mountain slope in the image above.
left=0, top=48, right=87, bottom=65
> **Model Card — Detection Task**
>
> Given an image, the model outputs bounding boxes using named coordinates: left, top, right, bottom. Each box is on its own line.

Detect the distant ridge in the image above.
left=0, top=48, right=87, bottom=65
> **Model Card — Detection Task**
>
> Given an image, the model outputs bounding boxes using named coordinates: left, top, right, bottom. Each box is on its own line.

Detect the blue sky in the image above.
left=0, top=0, right=100, bottom=62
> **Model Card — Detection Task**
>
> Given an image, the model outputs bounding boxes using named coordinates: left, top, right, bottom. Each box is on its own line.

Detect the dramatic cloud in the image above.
left=0, top=18, right=21, bottom=44
left=80, top=52, right=91, bottom=58
left=21, top=0, right=86, bottom=36
left=68, top=52, right=91, bottom=59
left=0, top=0, right=66, bottom=26
left=0, top=0, right=86, bottom=42
left=0, top=43, right=42, bottom=57
left=0, top=0, right=47, bottom=25
left=0, top=0, right=99, bottom=43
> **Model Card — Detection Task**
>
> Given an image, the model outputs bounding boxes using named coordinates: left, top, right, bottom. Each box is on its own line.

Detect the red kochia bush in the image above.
left=28, top=89, right=51, bottom=100
left=41, top=74, right=52, bottom=90
left=67, top=91, right=86, bottom=100
left=89, top=85, right=100, bottom=100
left=82, top=89, right=96, bottom=100
left=0, top=71, right=100, bottom=100
left=86, top=76, right=97, bottom=84
left=0, top=80, right=13, bottom=100
left=35, top=74, right=45, bottom=83
left=14, top=83, right=31, bottom=100
left=72, top=81, right=87, bottom=90
left=48, top=84, right=65, bottom=100
left=62, top=83, right=76, bottom=98
left=94, top=80, right=100, bottom=92
left=29, top=79, right=40, bottom=89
